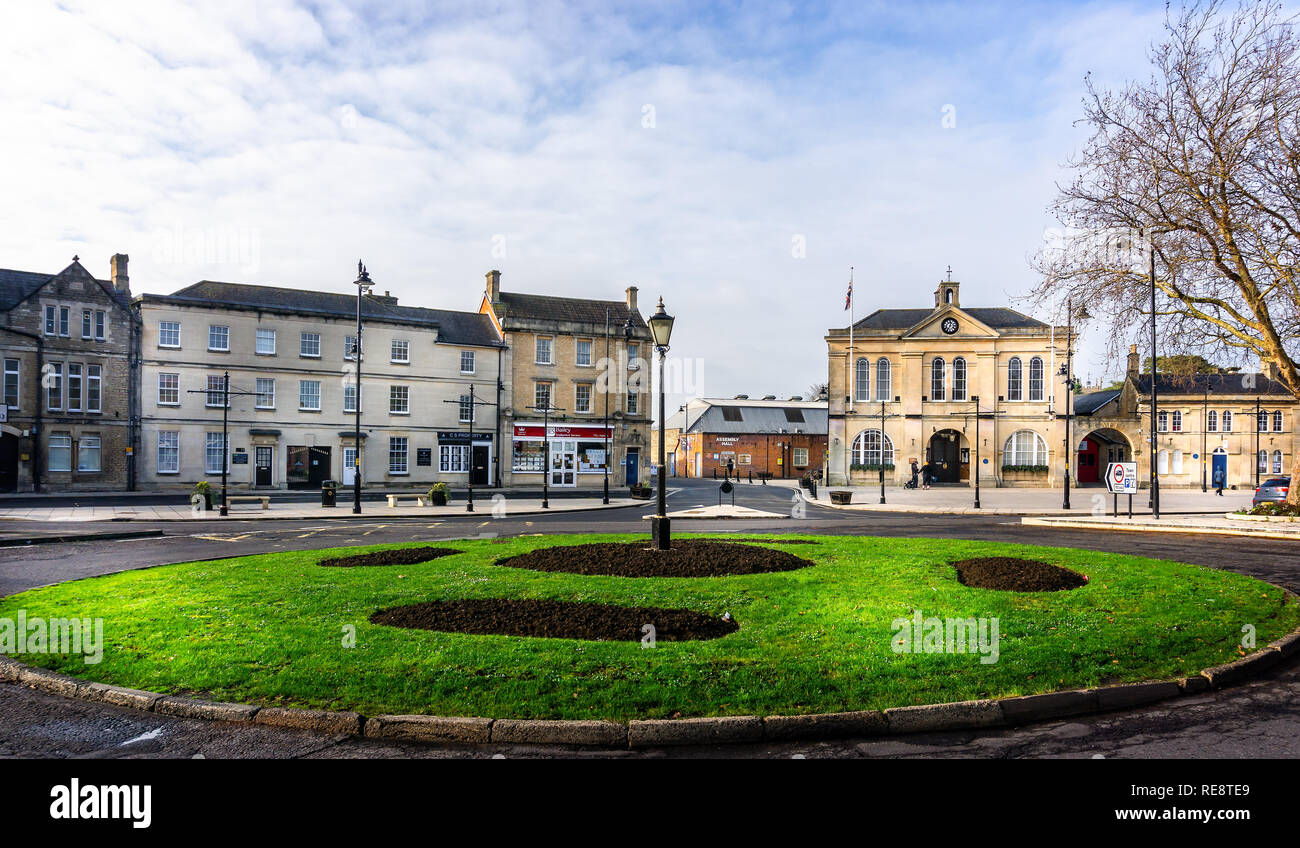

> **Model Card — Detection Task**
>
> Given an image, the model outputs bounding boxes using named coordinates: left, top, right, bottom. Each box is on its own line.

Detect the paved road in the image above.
left=2, top=477, right=1298, bottom=758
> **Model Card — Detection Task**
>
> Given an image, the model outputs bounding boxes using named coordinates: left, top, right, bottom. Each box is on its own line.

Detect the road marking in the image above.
left=120, top=727, right=164, bottom=746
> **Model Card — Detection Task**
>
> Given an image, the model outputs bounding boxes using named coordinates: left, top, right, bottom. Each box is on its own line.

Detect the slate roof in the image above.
left=497, top=291, right=648, bottom=331
left=0, top=263, right=132, bottom=312
left=0, top=268, right=54, bottom=311
left=846, top=307, right=1047, bottom=332
left=1134, top=373, right=1294, bottom=397
left=1073, top=390, right=1122, bottom=415
left=670, top=399, right=828, bottom=435
left=144, top=281, right=502, bottom=347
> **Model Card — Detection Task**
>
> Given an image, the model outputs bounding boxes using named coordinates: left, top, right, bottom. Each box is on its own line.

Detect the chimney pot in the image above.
left=625, top=285, right=638, bottom=312
left=110, top=253, right=130, bottom=294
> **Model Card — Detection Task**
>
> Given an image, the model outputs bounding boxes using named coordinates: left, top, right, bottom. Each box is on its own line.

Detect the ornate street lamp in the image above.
left=647, top=297, right=675, bottom=550
left=352, top=261, right=371, bottom=514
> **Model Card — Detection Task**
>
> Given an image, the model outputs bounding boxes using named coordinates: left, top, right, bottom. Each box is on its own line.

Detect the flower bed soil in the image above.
left=952, top=557, right=1088, bottom=592
left=369, top=598, right=740, bottom=641
left=319, top=547, right=463, bottom=568
left=494, top=540, right=814, bottom=577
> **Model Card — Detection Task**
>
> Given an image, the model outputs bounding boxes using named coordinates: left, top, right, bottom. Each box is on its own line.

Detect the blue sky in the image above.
left=1, top=0, right=1176, bottom=409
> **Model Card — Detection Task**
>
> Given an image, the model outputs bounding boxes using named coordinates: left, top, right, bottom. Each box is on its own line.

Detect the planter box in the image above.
left=829, top=490, right=853, bottom=505
left=629, top=488, right=652, bottom=500
left=1000, top=469, right=1049, bottom=487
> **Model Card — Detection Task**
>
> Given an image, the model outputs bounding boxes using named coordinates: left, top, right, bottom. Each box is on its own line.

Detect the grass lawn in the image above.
left=2, top=533, right=1296, bottom=720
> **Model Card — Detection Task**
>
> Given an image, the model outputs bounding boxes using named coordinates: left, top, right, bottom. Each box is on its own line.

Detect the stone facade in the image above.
left=478, top=271, right=653, bottom=489
left=135, top=281, right=502, bottom=492
left=828, top=281, right=1069, bottom=487
left=0, top=256, right=137, bottom=492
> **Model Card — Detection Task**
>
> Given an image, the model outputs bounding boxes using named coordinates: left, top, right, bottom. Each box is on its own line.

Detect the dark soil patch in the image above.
left=494, top=541, right=814, bottom=577
left=952, top=557, right=1088, bottom=592
left=370, top=598, right=739, bottom=641
left=319, top=546, right=463, bottom=568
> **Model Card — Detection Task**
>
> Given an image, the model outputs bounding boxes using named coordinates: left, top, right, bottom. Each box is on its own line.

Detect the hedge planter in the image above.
left=1000, top=468, right=1049, bottom=486
left=629, top=486, right=652, bottom=500
left=830, top=490, right=853, bottom=505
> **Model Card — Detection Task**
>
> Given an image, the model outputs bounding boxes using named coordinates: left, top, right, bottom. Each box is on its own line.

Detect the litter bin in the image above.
left=321, top=480, right=338, bottom=507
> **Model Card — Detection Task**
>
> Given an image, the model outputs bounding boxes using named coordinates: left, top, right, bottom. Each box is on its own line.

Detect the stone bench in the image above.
left=227, top=495, right=271, bottom=510
left=386, top=494, right=428, bottom=508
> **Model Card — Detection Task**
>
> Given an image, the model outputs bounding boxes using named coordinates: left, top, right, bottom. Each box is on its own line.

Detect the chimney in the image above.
left=625, top=285, right=638, bottom=312
left=110, top=253, right=130, bottom=294
left=1126, top=344, right=1140, bottom=379
left=486, top=270, right=501, bottom=303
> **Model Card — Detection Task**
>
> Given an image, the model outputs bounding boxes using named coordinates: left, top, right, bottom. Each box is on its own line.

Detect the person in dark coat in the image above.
left=920, top=461, right=932, bottom=490
left=910, top=459, right=920, bottom=489
left=1213, top=465, right=1226, bottom=496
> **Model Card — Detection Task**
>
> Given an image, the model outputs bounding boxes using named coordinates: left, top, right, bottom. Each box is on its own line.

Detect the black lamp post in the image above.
left=878, top=399, right=887, bottom=504
left=647, top=297, right=675, bottom=550
left=444, top=384, right=491, bottom=512
left=1058, top=298, right=1088, bottom=510
left=972, top=395, right=982, bottom=509
left=602, top=308, right=611, bottom=505
left=353, top=261, right=371, bottom=515
left=1144, top=230, right=1161, bottom=519
left=1254, top=398, right=1275, bottom=490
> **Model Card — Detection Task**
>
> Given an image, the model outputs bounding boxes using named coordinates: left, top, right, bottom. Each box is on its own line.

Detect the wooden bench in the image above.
left=386, top=494, right=428, bottom=508
left=227, top=495, right=271, bottom=510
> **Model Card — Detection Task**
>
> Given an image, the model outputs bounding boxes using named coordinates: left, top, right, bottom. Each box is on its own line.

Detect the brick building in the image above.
left=0, top=255, right=138, bottom=492
left=660, top=396, right=828, bottom=479
left=478, top=270, right=653, bottom=489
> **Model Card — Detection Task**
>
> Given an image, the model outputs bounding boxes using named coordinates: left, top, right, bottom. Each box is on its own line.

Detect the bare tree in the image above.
left=1030, top=0, right=1300, bottom=503
left=806, top=382, right=829, bottom=401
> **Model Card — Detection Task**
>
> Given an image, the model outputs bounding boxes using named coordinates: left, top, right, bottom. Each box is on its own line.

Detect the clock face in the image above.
left=941, top=317, right=959, bottom=335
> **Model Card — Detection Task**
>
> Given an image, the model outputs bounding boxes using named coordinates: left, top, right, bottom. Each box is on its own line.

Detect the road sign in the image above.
left=1105, top=461, right=1138, bottom=494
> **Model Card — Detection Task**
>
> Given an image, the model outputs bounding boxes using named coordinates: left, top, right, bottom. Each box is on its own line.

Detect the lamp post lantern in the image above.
left=647, top=297, right=675, bottom=550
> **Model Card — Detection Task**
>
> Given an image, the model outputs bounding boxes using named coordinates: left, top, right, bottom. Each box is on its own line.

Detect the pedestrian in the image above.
left=920, top=461, right=932, bottom=490
left=909, top=459, right=920, bottom=489
left=726, top=458, right=734, bottom=480
left=1213, top=465, right=1225, bottom=496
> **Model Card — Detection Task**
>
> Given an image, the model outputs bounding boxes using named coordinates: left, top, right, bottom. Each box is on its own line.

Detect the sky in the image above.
left=0, top=0, right=1180, bottom=413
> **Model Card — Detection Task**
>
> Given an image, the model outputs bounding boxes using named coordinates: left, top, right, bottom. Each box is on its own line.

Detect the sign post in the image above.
left=1105, top=461, right=1138, bottom=518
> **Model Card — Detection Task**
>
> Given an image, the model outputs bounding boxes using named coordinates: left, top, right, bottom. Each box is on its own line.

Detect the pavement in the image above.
left=806, top=482, right=1256, bottom=515
left=0, top=492, right=641, bottom=523
left=1022, top=512, right=1300, bottom=539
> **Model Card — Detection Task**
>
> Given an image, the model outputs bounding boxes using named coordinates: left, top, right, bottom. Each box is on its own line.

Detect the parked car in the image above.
left=1252, top=476, right=1291, bottom=506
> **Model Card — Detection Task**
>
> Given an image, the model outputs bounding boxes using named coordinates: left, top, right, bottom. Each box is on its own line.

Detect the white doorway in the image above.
left=342, top=446, right=359, bottom=486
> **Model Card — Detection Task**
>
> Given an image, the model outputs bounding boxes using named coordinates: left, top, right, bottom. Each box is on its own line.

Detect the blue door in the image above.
left=1212, top=451, right=1228, bottom=487
left=626, top=448, right=639, bottom=486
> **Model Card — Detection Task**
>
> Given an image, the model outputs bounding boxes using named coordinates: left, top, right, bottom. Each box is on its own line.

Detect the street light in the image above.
left=352, top=261, right=372, bottom=515
left=1255, top=397, right=1275, bottom=490
left=1058, top=297, right=1088, bottom=510
left=647, top=297, right=675, bottom=551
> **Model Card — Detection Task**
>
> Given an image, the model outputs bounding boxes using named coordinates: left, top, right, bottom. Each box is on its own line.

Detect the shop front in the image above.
left=511, top=424, right=613, bottom=487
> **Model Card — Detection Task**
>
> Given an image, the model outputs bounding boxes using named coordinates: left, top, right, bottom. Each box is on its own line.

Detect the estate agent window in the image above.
left=440, top=444, right=469, bottom=472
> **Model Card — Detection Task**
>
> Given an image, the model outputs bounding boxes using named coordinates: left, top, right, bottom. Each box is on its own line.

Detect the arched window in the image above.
left=1007, top=357, right=1023, bottom=401
left=1257, top=410, right=1268, bottom=432
left=1157, top=410, right=1168, bottom=432
left=1171, top=410, right=1182, bottom=432
left=854, top=358, right=869, bottom=402
left=1273, top=411, right=1284, bottom=432
left=850, top=429, right=895, bottom=468
left=1207, top=410, right=1218, bottom=432
left=1273, top=450, right=1284, bottom=474
left=952, top=357, right=967, bottom=401
left=1002, top=429, right=1047, bottom=466
left=1028, top=356, right=1045, bottom=401
left=931, top=358, right=945, bottom=401
left=875, top=359, right=891, bottom=401
left=1157, top=450, right=1169, bottom=475
left=1222, top=410, right=1233, bottom=432
left=1258, top=450, right=1269, bottom=473
left=1172, top=449, right=1184, bottom=474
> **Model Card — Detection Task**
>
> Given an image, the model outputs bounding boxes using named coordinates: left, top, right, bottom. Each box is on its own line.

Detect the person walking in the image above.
left=920, top=460, right=932, bottom=490
left=909, top=459, right=920, bottom=489
left=1213, top=464, right=1226, bottom=496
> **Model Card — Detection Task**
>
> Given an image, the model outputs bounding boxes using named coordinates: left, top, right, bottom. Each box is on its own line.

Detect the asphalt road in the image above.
left=2, top=477, right=1299, bottom=758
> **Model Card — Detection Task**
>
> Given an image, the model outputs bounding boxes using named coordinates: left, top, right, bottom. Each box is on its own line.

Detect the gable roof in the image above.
left=1133, top=373, right=1294, bottom=398
left=496, top=291, right=648, bottom=332
left=1073, top=389, right=1122, bottom=415
left=143, top=281, right=502, bottom=347
left=844, top=307, right=1047, bottom=332
left=671, top=398, right=828, bottom=435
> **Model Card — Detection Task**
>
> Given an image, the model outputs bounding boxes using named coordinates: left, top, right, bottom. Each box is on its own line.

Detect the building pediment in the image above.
left=900, top=306, right=999, bottom=340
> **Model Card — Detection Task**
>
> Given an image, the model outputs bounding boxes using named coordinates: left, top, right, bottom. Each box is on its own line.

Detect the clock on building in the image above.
left=941, top=317, right=959, bottom=335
